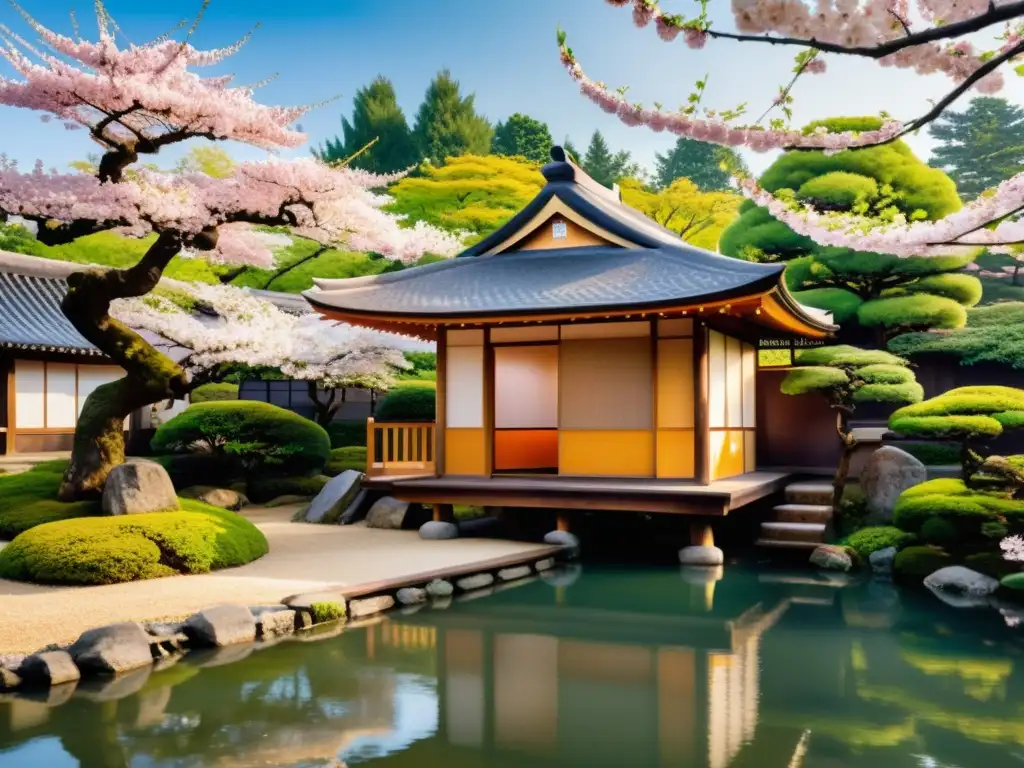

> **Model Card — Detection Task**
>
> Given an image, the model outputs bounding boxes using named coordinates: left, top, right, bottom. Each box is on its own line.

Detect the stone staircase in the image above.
left=757, top=480, right=833, bottom=551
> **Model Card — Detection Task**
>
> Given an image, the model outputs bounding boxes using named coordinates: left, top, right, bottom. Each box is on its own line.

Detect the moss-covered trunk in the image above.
left=833, top=408, right=856, bottom=515
left=58, top=232, right=192, bottom=501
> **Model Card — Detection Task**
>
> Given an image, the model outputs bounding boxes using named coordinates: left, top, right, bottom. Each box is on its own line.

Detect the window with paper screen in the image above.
left=493, top=343, right=559, bottom=472
left=15, top=360, right=127, bottom=431
left=707, top=331, right=757, bottom=480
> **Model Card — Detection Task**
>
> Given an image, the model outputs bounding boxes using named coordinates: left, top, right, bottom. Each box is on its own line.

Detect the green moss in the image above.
left=325, top=447, right=367, bottom=476
left=0, top=462, right=102, bottom=539
left=248, top=475, right=330, bottom=504
left=152, top=401, right=330, bottom=477
left=310, top=601, right=346, bottom=623
left=857, top=364, right=916, bottom=385
left=853, top=381, right=924, bottom=404
left=375, top=382, right=436, bottom=422
left=964, top=552, right=1017, bottom=580
left=843, top=526, right=916, bottom=558
left=919, top=516, right=959, bottom=547
left=0, top=500, right=268, bottom=585
left=794, top=345, right=908, bottom=367
left=325, top=419, right=367, bottom=448
left=889, top=386, right=1024, bottom=441
left=780, top=365, right=848, bottom=394
left=190, top=383, right=239, bottom=403
left=893, top=545, right=953, bottom=580
left=893, top=478, right=1024, bottom=536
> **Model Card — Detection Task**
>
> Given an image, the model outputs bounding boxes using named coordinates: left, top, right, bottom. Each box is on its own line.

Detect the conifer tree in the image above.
left=581, top=130, right=638, bottom=188
left=492, top=113, right=553, bottom=164
left=412, top=70, right=492, bottom=164
left=653, top=137, right=746, bottom=191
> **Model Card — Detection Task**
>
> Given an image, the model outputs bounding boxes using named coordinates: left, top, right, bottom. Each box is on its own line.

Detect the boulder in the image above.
left=303, top=470, right=362, bottom=524
left=678, top=545, right=725, bottom=567
left=348, top=595, right=395, bottom=618
left=456, top=573, right=494, bottom=591
left=179, top=485, right=248, bottom=511
left=544, top=530, right=580, bottom=559
left=337, top=489, right=370, bottom=524
left=69, top=622, right=154, bottom=675
left=870, top=546, right=898, bottom=576
left=535, top=558, right=555, bottom=572
left=396, top=587, right=427, bottom=606
left=102, top=461, right=179, bottom=516
left=0, top=667, right=21, bottom=692
left=17, top=651, right=80, bottom=687
left=252, top=609, right=296, bottom=638
left=365, top=497, right=410, bottom=529
left=924, top=566, right=999, bottom=598
left=810, top=545, right=853, bottom=572
left=419, top=521, right=458, bottom=540
left=425, top=579, right=453, bottom=598
left=497, top=565, right=532, bottom=582
left=185, top=605, right=257, bottom=647
left=860, top=446, right=927, bottom=523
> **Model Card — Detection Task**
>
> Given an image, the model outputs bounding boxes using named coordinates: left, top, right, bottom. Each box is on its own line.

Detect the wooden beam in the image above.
left=435, top=326, right=447, bottom=477
left=694, top=323, right=710, bottom=485
left=395, top=487, right=727, bottom=516
left=483, top=327, right=495, bottom=477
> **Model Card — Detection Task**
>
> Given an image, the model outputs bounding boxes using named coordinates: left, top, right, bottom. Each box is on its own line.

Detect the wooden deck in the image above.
left=364, top=471, right=792, bottom=516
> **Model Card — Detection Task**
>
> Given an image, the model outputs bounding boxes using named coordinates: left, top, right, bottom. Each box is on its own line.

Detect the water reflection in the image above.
left=1, top=564, right=1024, bottom=767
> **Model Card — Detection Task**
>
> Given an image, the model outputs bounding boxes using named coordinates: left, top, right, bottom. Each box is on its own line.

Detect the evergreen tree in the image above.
left=562, top=137, right=582, bottom=164
left=580, top=130, right=639, bottom=188
left=930, top=97, right=1024, bottom=200
left=653, top=137, right=746, bottom=191
left=492, top=113, right=553, bottom=164
left=412, top=70, right=492, bottom=164
left=314, top=76, right=418, bottom=174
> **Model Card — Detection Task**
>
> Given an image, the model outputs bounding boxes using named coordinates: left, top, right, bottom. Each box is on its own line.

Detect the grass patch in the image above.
left=0, top=500, right=268, bottom=585
left=0, top=461, right=102, bottom=540
left=324, top=447, right=366, bottom=476
left=310, top=601, right=346, bottom=623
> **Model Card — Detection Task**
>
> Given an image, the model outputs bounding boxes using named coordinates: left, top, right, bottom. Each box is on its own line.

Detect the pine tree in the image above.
left=580, top=130, right=638, bottom=188
left=930, top=97, right=1024, bottom=200
left=653, top=137, right=746, bottom=191
left=492, top=113, right=553, bottom=164
left=412, top=70, right=493, bottom=164
left=314, top=76, right=419, bottom=174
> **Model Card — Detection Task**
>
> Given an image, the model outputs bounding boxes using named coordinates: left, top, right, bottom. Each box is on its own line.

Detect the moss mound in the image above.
left=325, top=447, right=367, bottom=476
left=843, top=526, right=916, bottom=558
left=0, top=462, right=102, bottom=539
left=375, top=382, right=436, bottom=422
left=248, top=475, right=329, bottom=504
left=893, top=545, right=952, bottom=580
left=189, top=382, right=239, bottom=403
left=1000, top=572, right=1024, bottom=591
left=0, top=500, right=268, bottom=585
left=893, top=478, right=1024, bottom=539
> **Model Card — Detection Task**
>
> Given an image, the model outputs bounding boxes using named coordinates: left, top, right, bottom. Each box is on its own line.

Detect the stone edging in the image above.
left=0, top=546, right=573, bottom=699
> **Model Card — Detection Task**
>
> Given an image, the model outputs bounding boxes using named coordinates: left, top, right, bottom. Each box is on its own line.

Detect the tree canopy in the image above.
left=314, top=76, right=419, bottom=174
left=653, top=137, right=746, bottom=191
left=618, top=177, right=741, bottom=251
left=412, top=70, right=492, bottom=164
left=578, top=130, right=640, bottom=188
left=492, top=113, right=553, bottom=164
left=929, top=97, right=1024, bottom=201
left=888, top=302, right=1024, bottom=369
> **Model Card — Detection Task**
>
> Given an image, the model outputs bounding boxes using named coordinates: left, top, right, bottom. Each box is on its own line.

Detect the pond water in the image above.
left=2, top=564, right=1024, bottom=767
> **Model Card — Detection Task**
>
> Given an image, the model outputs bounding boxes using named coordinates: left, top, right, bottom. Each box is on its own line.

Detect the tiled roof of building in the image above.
left=0, top=269, right=102, bottom=356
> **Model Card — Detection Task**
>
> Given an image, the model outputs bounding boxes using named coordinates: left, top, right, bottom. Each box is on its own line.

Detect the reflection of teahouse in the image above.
left=305, top=147, right=835, bottom=533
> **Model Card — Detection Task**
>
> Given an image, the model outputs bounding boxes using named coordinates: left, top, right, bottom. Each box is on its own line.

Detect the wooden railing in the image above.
left=365, top=418, right=435, bottom=477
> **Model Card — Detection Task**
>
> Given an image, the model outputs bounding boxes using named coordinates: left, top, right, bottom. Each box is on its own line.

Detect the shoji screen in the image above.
left=708, top=331, right=757, bottom=480
left=444, top=329, right=486, bottom=475
left=656, top=318, right=695, bottom=478
left=494, top=344, right=558, bottom=471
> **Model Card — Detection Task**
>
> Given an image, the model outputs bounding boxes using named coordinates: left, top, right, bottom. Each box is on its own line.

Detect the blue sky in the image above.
left=2, top=0, right=1023, bottom=178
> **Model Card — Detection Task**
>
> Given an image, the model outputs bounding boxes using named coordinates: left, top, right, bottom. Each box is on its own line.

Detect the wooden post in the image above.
left=433, top=503, right=455, bottom=523
left=556, top=511, right=570, bottom=532
left=694, top=323, right=710, bottom=485
left=3, top=357, right=15, bottom=455
left=436, top=327, right=447, bottom=477
left=690, top=521, right=714, bottom=547
left=365, top=417, right=375, bottom=475
left=483, top=327, right=495, bottom=477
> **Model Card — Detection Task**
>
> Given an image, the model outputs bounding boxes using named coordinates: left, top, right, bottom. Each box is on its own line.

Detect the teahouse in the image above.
left=304, top=148, right=835, bottom=533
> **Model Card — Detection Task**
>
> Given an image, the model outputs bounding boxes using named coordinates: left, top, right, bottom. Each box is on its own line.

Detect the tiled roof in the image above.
left=0, top=270, right=102, bottom=356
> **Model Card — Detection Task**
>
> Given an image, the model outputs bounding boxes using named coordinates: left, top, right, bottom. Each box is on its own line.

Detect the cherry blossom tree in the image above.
left=559, top=0, right=1024, bottom=257
left=113, top=280, right=430, bottom=425
left=0, top=2, right=461, bottom=498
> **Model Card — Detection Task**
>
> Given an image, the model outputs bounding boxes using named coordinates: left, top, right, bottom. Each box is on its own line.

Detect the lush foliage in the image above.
left=0, top=461, right=101, bottom=539
left=579, top=130, right=640, bottom=188
left=0, top=500, right=268, bottom=585
left=889, top=302, right=1024, bottom=369
left=385, top=154, right=544, bottom=241
left=894, top=478, right=1024, bottom=542
left=892, top=545, right=953, bottom=580
left=310, top=601, right=346, bottom=622
left=151, top=401, right=331, bottom=477
left=618, top=177, right=741, bottom=251
left=492, top=113, right=554, bottom=164
left=898, top=441, right=963, bottom=465
left=653, top=137, right=746, bottom=191
left=314, top=76, right=419, bottom=174
left=413, top=70, right=492, bottom=164
left=889, top=387, right=1024, bottom=443
left=325, top=447, right=367, bottom=476
left=843, top=525, right=916, bottom=558
left=326, top=419, right=368, bottom=448
left=930, top=98, right=1024, bottom=201
left=374, top=382, right=437, bottom=422
left=190, top=382, right=239, bottom=403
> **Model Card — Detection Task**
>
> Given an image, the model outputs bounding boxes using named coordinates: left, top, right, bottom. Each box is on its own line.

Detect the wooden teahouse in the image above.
left=304, top=147, right=835, bottom=533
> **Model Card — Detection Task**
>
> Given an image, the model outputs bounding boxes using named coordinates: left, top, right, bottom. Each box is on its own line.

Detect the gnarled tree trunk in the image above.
left=307, top=381, right=343, bottom=427
left=58, top=231, right=192, bottom=500
left=832, top=407, right=857, bottom=516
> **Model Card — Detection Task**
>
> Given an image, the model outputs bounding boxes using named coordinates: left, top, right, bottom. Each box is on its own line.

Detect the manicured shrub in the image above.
left=325, top=447, right=367, bottom=476
left=151, top=454, right=240, bottom=491
left=791, top=287, right=864, bottom=324
left=857, top=294, right=968, bottom=332
left=893, top=545, right=952, bottom=580
left=374, top=382, right=436, bottom=422
left=0, top=461, right=101, bottom=539
left=889, top=302, right=1024, bottom=369
left=189, top=382, right=239, bottom=403
left=0, top=500, right=268, bottom=585
left=310, top=601, right=346, bottom=623
left=843, top=526, right=915, bottom=558
left=919, top=516, right=959, bottom=548
left=247, top=475, right=330, bottom=504
left=325, top=419, right=367, bottom=448
left=893, top=478, right=1024, bottom=537
left=897, top=442, right=961, bottom=465
left=152, top=401, right=331, bottom=477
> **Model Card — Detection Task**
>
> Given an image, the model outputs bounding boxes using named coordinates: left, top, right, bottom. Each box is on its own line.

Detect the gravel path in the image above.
left=0, top=505, right=551, bottom=653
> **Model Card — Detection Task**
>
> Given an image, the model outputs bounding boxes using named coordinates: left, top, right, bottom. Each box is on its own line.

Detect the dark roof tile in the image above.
left=0, top=271, right=101, bottom=355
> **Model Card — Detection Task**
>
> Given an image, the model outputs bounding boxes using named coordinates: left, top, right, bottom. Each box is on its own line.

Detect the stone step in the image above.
left=773, top=503, right=833, bottom=524
left=756, top=539, right=823, bottom=550
left=760, top=521, right=827, bottom=543
left=790, top=595, right=836, bottom=606
left=784, top=481, right=833, bottom=505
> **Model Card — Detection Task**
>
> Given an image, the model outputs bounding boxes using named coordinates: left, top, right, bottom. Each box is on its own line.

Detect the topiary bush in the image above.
left=325, top=447, right=367, bottom=476
left=897, top=441, right=962, bottom=466
left=374, top=382, right=436, bottom=422
left=892, top=478, right=1024, bottom=546
left=247, top=475, right=330, bottom=504
left=0, top=500, right=268, bottom=585
left=0, top=461, right=101, bottom=539
left=189, top=382, right=239, bottom=403
left=889, top=302, right=1024, bottom=369
left=325, top=419, right=367, bottom=448
left=152, top=401, right=331, bottom=478
left=893, top=545, right=953, bottom=580
left=151, top=454, right=241, bottom=491
left=843, top=525, right=916, bottom=558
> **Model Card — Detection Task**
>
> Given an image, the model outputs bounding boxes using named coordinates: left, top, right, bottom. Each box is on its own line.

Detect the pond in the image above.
left=2, top=563, right=1024, bottom=767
